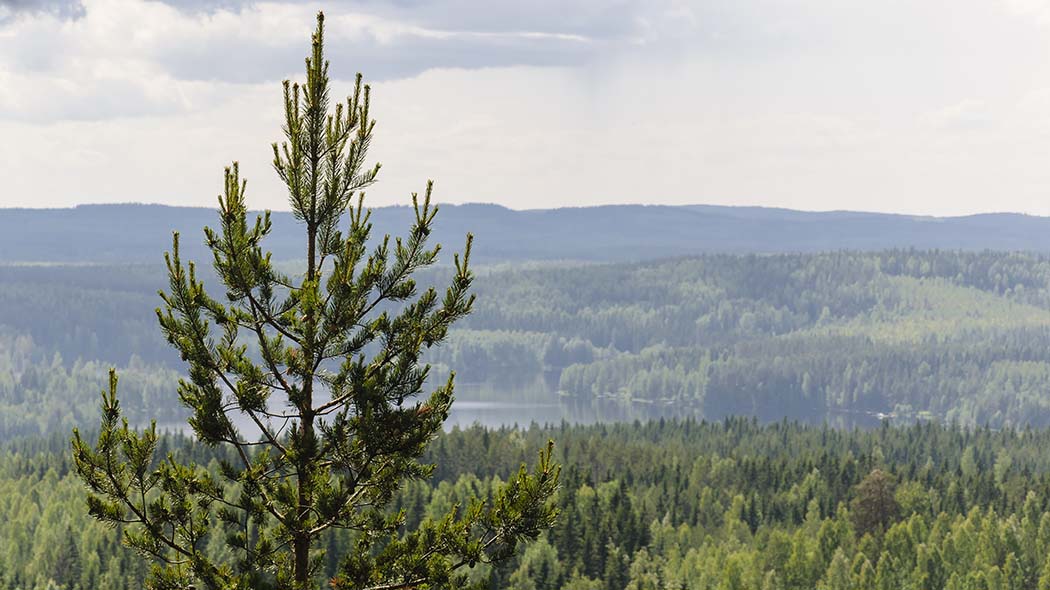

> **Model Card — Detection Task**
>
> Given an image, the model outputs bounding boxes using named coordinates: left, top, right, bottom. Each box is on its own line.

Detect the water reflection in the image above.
left=446, top=379, right=892, bottom=430
left=442, top=380, right=684, bottom=430
left=151, top=379, right=890, bottom=435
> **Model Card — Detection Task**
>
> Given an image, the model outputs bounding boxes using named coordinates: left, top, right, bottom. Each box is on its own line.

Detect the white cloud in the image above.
left=5, top=0, right=1050, bottom=215
left=923, top=100, right=995, bottom=132
left=1001, top=0, right=1050, bottom=23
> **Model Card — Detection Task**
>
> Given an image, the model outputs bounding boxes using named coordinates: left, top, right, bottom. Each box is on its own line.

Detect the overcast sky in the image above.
left=4, top=0, right=1050, bottom=214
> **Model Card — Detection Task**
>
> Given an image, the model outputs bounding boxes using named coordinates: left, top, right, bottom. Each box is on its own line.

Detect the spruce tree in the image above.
left=72, top=12, right=559, bottom=590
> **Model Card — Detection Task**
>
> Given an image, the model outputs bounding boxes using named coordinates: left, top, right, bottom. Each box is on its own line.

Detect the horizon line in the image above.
left=1, top=200, right=1045, bottom=220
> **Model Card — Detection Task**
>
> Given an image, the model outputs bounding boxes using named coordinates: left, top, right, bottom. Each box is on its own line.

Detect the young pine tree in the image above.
left=72, top=13, right=559, bottom=590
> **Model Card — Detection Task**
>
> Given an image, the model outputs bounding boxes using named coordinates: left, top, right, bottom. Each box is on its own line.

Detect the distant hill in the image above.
left=2, top=202, right=1050, bottom=263
left=9, top=250, right=1050, bottom=437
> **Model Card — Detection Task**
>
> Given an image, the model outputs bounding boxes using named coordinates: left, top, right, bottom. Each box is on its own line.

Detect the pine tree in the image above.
left=850, top=470, right=899, bottom=538
left=71, top=12, right=559, bottom=590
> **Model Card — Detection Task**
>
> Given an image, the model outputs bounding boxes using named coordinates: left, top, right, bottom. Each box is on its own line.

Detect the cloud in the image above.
left=0, top=0, right=83, bottom=21
left=1, top=0, right=689, bottom=83
left=148, top=0, right=689, bottom=41
left=0, top=0, right=677, bottom=120
left=154, top=7, right=602, bottom=84
left=1001, top=0, right=1050, bottom=23
left=8, top=0, right=1050, bottom=217
left=924, top=100, right=996, bottom=132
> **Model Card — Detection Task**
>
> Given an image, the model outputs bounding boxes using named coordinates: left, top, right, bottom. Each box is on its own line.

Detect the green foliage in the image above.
left=0, top=329, right=179, bottom=439
left=13, top=419, right=1050, bottom=588
left=70, top=13, right=557, bottom=590
left=464, top=251, right=1050, bottom=427
left=851, top=469, right=900, bottom=537
left=16, top=250, right=1050, bottom=432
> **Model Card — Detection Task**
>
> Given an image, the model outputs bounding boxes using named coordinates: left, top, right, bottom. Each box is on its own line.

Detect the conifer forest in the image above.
left=8, top=3, right=1050, bottom=590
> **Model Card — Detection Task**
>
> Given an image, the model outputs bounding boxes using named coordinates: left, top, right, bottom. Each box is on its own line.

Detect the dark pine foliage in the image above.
left=70, top=13, right=558, bottom=590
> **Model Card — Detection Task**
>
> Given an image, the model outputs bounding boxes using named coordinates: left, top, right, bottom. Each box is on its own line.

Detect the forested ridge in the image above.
left=10, top=250, right=1050, bottom=437
left=11, top=204, right=1050, bottom=263
left=453, top=250, right=1050, bottom=427
left=10, top=420, right=1050, bottom=589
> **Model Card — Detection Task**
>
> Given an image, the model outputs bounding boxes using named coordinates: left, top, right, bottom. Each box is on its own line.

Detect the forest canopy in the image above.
left=6, top=419, right=1050, bottom=589
left=7, top=249, right=1050, bottom=438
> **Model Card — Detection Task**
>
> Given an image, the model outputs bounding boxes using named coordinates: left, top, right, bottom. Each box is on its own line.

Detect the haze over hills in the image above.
left=3, top=203, right=1050, bottom=264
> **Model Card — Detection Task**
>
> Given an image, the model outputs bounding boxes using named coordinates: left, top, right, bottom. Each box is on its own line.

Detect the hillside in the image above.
left=7, top=250, right=1050, bottom=437
left=4, top=203, right=1050, bottom=263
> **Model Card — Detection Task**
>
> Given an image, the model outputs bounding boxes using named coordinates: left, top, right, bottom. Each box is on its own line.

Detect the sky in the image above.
left=5, top=1, right=1050, bottom=215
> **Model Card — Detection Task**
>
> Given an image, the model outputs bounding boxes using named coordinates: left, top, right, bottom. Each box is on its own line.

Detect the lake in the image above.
left=150, top=379, right=888, bottom=435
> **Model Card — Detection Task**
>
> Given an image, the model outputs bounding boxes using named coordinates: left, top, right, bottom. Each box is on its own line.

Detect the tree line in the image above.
left=10, top=419, right=1050, bottom=588
left=12, top=250, right=1050, bottom=435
